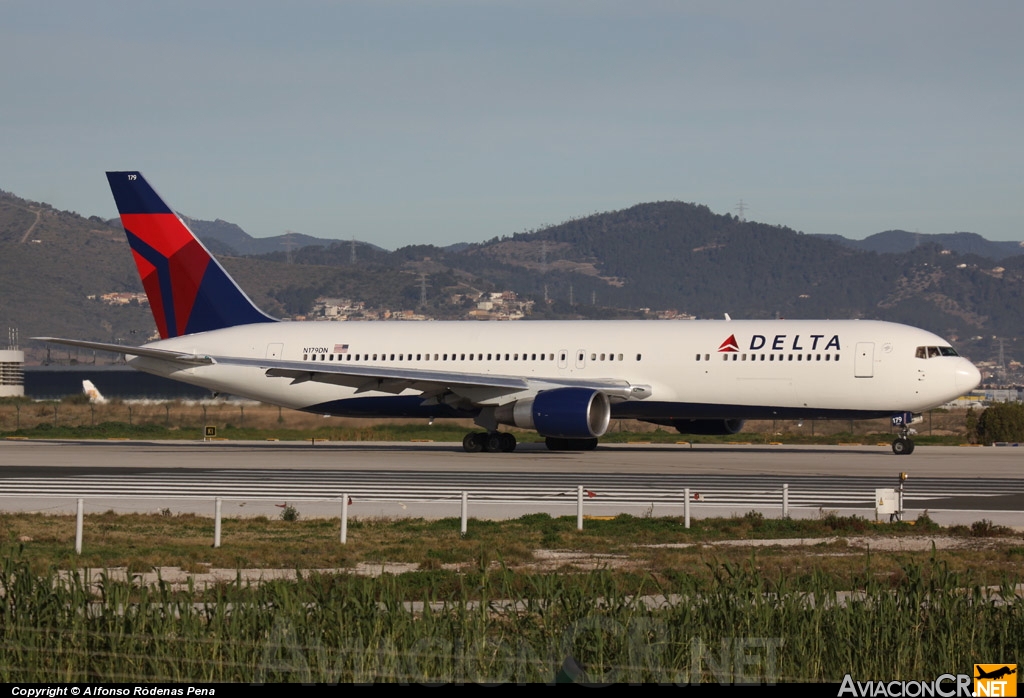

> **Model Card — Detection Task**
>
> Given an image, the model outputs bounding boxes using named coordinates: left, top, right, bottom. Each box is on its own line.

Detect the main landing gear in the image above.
left=463, top=432, right=517, bottom=453
left=545, top=437, right=598, bottom=451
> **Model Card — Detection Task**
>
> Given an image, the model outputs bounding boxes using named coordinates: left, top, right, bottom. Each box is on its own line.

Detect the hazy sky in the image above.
left=2, top=1, right=1021, bottom=248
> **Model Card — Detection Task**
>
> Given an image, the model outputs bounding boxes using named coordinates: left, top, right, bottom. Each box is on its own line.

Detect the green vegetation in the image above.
left=1, top=512, right=1022, bottom=682
left=972, top=402, right=1024, bottom=443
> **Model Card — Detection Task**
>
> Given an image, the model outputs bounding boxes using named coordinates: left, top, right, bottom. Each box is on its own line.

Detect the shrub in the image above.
left=974, top=403, right=1024, bottom=443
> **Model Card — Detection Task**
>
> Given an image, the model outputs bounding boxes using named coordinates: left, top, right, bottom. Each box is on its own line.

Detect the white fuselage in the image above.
left=129, top=318, right=980, bottom=421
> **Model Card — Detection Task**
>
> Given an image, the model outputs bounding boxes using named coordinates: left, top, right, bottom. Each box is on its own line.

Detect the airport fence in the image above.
left=3, top=481, right=910, bottom=555
left=0, top=400, right=977, bottom=439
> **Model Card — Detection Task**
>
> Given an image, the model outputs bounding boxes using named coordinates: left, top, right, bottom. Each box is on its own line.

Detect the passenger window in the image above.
left=636, top=354, right=642, bottom=361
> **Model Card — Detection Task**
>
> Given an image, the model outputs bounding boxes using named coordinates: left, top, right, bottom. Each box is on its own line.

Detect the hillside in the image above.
left=816, top=230, right=1024, bottom=260
left=3, top=187, right=1024, bottom=368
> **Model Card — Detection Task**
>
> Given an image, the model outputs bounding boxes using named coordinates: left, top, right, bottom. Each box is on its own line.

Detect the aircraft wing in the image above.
left=34, top=338, right=647, bottom=405
left=215, top=356, right=643, bottom=405
left=33, top=338, right=214, bottom=365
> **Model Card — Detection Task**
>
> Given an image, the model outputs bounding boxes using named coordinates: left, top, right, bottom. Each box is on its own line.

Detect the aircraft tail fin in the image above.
left=82, top=380, right=107, bottom=405
left=105, top=171, right=276, bottom=339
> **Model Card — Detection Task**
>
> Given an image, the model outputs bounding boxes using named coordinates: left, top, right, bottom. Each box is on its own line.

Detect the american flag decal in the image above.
left=334, top=344, right=349, bottom=353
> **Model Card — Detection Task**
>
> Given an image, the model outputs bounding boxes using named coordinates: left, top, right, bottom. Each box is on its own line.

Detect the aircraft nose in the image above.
left=955, top=361, right=981, bottom=395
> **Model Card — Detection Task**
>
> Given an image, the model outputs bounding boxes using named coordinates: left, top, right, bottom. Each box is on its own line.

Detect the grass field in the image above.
left=0, top=511, right=1021, bottom=683
left=0, top=398, right=976, bottom=445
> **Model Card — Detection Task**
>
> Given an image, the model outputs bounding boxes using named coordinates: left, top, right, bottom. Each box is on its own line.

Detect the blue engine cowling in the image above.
left=494, top=388, right=611, bottom=438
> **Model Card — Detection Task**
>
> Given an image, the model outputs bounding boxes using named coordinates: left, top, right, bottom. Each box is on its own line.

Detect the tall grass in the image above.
left=0, top=551, right=1020, bottom=683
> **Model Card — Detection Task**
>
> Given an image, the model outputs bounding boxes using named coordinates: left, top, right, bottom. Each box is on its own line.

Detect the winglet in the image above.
left=106, top=171, right=276, bottom=338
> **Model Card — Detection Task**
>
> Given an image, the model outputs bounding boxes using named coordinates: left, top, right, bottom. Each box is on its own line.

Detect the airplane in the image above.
left=36, top=171, right=982, bottom=455
left=975, top=666, right=1016, bottom=681
left=82, top=379, right=107, bottom=405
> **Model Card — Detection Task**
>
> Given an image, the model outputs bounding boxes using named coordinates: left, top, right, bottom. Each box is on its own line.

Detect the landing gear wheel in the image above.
left=891, top=437, right=914, bottom=456
left=484, top=432, right=504, bottom=453
left=545, top=437, right=598, bottom=451
left=545, top=437, right=566, bottom=451
left=499, top=432, right=517, bottom=452
left=463, top=432, right=485, bottom=453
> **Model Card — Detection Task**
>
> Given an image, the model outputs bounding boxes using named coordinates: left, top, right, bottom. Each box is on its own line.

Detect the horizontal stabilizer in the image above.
left=33, top=337, right=214, bottom=365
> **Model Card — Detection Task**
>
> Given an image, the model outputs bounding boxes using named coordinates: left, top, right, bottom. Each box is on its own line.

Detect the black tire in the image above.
left=891, top=437, right=914, bottom=456
left=545, top=437, right=566, bottom=451
left=547, top=437, right=598, bottom=451
left=499, top=432, right=517, bottom=452
left=463, top=432, right=484, bottom=453
left=484, top=432, right=503, bottom=453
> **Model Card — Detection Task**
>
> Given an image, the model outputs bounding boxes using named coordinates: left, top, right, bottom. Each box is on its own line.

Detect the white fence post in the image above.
left=340, top=494, right=348, bottom=544
left=460, top=491, right=468, bottom=537
left=214, top=497, right=222, bottom=548
left=783, top=483, right=790, bottom=517
left=577, top=485, right=584, bottom=530
left=75, top=498, right=84, bottom=554
left=684, top=488, right=690, bottom=529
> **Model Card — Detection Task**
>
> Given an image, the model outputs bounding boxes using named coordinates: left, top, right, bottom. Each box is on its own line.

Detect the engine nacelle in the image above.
left=669, top=419, right=745, bottom=436
left=495, top=388, right=611, bottom=439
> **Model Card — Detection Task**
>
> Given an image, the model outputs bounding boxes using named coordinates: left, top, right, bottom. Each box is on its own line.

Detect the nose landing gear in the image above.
left=890, top=412, right=918, bottom=456
left=891, top=435, right=915, bottom=455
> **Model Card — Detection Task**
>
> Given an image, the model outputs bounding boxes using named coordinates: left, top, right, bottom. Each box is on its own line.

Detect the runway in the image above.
left=1, top=439, right=1021, bottom=526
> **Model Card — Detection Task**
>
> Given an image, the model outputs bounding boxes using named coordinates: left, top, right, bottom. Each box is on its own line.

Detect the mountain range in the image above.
left=1, top=187, right=1022, bottom=367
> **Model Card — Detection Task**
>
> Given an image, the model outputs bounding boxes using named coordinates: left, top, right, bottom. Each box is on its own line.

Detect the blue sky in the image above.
left=2, top=1, right=1021, bottom=248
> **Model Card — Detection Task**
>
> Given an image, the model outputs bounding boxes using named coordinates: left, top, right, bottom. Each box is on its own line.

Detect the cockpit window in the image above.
left=916, top=345, right=959, bottom=359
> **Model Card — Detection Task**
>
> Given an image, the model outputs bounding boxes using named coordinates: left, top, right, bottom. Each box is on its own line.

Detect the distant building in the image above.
left=0, top=349, right=24, bottom=398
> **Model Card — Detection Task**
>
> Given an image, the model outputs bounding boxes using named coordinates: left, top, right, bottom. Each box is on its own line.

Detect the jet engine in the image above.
left=495, top=388, right=611, bottom=438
